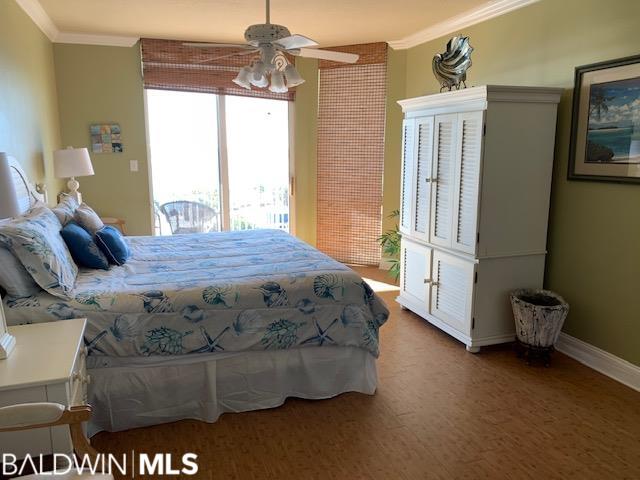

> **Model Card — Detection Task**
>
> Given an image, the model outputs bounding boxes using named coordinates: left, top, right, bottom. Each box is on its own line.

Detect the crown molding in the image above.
left=15, top=0, right=139, bottom=47
left=387, top=0, right=541, bottom=50
left=55, top=32, right=139, bottom=47
left=15, top=0, right=58, bottom=41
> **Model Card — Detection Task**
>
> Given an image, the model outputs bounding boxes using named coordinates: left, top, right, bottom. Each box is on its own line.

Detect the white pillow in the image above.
left=74, top=203, right=104, bottom=235
left=0, top=206, right=78, bottom=299
left=0, top=247, right=41, bottom=298
left=51, top=194, right=80, bottom=226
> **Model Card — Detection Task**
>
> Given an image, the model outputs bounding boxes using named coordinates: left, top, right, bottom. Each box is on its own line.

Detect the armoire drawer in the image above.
left=429, top=250, right=475, bottom=335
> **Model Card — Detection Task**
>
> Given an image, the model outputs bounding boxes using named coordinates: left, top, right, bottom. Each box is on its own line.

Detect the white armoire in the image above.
left=396, top=85, right=562, bottom=352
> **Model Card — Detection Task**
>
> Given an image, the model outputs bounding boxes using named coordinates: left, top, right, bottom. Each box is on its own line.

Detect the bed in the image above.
left=1, top=157, right=389, bottom=434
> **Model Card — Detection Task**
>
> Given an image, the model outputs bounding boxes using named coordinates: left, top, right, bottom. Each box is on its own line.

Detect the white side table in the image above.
left=0, top=318, right=87, bottom=459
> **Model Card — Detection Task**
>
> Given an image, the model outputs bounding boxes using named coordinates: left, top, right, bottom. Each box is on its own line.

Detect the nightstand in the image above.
left=0, top=318, right=88, bottom=459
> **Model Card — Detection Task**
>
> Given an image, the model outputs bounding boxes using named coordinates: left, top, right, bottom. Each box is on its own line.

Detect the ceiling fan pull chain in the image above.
left=266, top=0, right=270, bottom=24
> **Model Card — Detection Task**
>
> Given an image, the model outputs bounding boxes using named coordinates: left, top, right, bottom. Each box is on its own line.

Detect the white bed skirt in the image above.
left=87, top=346, right=377, bottom=435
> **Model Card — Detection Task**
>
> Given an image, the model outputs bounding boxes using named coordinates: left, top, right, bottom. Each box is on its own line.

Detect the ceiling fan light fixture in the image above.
left=184, top=0, right=360, bottom=93
left=232, top=66, right=253, bottom=90
left=283, top=63, right=305, bottom=87
left=269, top=71, right=288, bottom=93
left=261, top=45, right=277, bottom=67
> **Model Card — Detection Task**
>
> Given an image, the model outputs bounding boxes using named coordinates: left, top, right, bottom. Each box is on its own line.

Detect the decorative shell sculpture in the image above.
left=432, top=36, right=474, bottom=92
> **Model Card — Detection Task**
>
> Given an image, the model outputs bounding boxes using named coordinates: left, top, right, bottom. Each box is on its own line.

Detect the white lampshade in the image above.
left=251, top=74, right=269, bottom=88
left=269, top=71, right=288, bottom=93
left=0, top=152, right=20, bottom=219
left=251, top=61, right=267, bottom=83
left=283, top=64, right=305, bottom=87
left=233, top=66, right=253, bottom=90
left=53, top=147, right=94, bottom=179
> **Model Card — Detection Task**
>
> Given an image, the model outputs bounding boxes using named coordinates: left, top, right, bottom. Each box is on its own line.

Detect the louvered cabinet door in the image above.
left=429, top=114, right=458, bottom=248
left=399, top=119, right=416, bottom=235
left=430, top=250, right=475, bottom=335
left=399, top=238, right=432, bottom=309
left=452, top=111, right=484, bottom=254
left=411, top=116, right=435, bottom=241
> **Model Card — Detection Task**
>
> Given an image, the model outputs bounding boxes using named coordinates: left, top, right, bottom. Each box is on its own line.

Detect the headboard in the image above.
left=5, top=156, right=46, bottom=217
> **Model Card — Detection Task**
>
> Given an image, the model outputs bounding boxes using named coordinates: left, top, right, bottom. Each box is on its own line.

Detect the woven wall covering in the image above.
left=141, top=38, right=295, bottom=101
left=316, top=42, right=388, bottom=265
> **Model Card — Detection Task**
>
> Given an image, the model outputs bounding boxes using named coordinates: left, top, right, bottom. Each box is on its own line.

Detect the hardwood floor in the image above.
left=92, top=266, right=640, bottom=479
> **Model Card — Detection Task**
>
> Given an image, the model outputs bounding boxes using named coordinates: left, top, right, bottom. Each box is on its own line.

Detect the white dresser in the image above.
left=0, top=318, right=88, bottom=458
left=396, top=85, right=562, bottom=352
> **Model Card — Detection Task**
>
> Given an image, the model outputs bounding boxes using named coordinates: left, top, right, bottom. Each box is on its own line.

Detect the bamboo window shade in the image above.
left=317, top=42, right=388, bottom=265
left=140, top=38, right=295, bottom=101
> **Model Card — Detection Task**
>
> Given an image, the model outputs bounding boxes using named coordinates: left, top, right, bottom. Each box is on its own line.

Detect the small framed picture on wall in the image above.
left=90, top=123, right=123, bottom=153
left=568, top=54, right=640, bottom=183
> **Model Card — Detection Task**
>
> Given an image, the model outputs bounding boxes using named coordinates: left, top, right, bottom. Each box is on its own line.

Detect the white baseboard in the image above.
left=555, top=333, right=640, bottom=392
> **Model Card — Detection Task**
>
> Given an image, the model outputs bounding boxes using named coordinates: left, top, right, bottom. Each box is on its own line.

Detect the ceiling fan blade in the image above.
left=196, top=49, right=258, bottom=64
left=183, top=42, right=253, bottom=49
left=295, top=48, right=359, bottom=63
left=274, top=34, right=319, bottom=50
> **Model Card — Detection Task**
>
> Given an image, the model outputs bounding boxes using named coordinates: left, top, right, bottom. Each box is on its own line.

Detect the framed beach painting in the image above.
left=568, top=54, right=640, bottom=183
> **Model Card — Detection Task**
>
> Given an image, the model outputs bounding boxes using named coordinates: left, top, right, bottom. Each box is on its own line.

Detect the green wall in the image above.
left=53, top=43, right=152, bottom=235
left=0, top=0, right=62, bottom=196
left=400, top=0, right=640, bottom=365
left=381, top=48, right=407, bottom=240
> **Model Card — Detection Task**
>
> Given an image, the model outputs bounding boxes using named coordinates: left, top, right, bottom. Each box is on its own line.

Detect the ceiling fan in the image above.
left=183, top=0, right=359, bottom=93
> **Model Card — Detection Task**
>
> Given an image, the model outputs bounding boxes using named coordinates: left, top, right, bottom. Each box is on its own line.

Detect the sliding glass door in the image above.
left=146, top=90, right=222, bottom=235
left=146, top=90, right=291, bottom=235
left=225, top=96, right=290, bottom=231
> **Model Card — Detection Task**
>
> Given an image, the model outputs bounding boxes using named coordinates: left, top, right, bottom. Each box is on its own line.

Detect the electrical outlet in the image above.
left=129, top=160, right=139, bottom=172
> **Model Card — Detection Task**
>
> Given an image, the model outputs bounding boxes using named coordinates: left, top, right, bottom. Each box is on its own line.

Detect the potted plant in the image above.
left=377, top=210, right=400, bottom=281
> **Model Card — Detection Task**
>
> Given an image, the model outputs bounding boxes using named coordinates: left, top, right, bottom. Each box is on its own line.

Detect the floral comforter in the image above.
left=4, top=229, right=389, bottom=359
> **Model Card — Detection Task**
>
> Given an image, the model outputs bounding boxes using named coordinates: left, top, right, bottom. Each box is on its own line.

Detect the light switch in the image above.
left=129, top=160, right=139, bottom=172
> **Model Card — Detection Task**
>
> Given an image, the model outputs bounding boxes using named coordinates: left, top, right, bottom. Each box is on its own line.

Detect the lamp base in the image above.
left=66, top=177, right=82, bottom=204
left=0, top=332, right=16, bottom=359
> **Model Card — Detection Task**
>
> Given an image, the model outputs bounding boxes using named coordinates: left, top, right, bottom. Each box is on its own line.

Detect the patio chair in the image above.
left=159, top=200, right=218, bottom=234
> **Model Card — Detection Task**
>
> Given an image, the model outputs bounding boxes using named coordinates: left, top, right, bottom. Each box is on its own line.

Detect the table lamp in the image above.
left=53, top=147, right=94, bottom=203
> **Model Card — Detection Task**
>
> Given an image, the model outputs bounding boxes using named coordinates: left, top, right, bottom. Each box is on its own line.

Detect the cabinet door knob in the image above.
left=424, top=278, right=432, bottom=284
left=425, top=177, right=438, bottom=183
left=432, top=281, right=439, bottom=287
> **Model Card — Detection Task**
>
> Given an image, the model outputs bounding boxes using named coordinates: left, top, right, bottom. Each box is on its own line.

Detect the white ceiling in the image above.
left=30, top=0, right=528, bottom=47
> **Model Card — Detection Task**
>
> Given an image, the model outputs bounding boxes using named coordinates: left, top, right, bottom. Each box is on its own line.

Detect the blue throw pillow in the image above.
left=95, top=226, right=130, bottom=265
left=60, top=222, right=109, bottom=270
